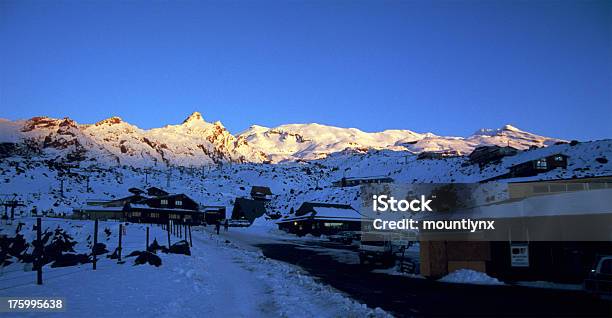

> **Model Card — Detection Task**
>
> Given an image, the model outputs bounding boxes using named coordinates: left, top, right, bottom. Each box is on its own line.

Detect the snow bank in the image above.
left=438, top=269, right=504, bottom=285
left=517, top=281, right=582, bottom=290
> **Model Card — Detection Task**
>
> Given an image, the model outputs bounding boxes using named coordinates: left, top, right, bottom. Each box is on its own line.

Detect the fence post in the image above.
left=146, top=226, right=149, bottom=251
left=36, top=217, right=42, bottom=285
left=167, top=220, right=171, bottom=248
left=93, top=219, right=98, bottom=270
left=118, top=223, right=123, bottom=262
left=188, top=225, right=192, bottom=247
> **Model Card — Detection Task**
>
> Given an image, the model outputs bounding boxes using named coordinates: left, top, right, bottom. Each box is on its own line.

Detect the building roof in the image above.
left=432, top=187, right=612, bottom=221
left=508, top=175, right=612, bottom=184
left=295, top=202, right=354, bottom=216
left=78, top=205, right=125, bottom=212
left=311, top=206, right=363, bottom=220
left=251, top=186, right=272, bottom=195
left=147, top=187, right=169, bottom=196
left=126, top=202, right=203, bottom=213
left=200, top=205, right=226, bottom=212
left=280, top=202, right=366, bottom=223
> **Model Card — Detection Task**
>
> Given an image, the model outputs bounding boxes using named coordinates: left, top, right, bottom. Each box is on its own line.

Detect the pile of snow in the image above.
left=243, top=216, right=284, bottom=236
left=438, top=269, right=504, bottom=285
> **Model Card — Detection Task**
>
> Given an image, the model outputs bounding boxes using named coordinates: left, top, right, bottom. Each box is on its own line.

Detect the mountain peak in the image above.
left=473, top=124, right=523, bottom=136
left=182, top=112, right=205, bottom=125
left=95, top=116, right=123, bottom=126
left=501, top=124, right=521, bottom=132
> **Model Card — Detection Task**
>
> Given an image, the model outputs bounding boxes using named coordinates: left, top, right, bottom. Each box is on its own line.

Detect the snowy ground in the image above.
left=0, top=218, right=389, bottom=318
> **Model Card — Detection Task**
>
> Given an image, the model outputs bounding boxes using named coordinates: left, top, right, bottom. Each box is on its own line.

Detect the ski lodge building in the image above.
left=73, top=187, right=215, bottom=225
left=276, top=202, right=367, bottom=236
left=419, top=175, right=612, bottom=283
left=483, top=153, right=570, bottom=182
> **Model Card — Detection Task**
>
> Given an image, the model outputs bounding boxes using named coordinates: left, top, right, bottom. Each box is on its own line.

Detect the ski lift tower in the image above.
left=2, top=195, right=26, bottom=220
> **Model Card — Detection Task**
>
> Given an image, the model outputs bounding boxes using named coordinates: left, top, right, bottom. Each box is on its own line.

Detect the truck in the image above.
left=358, top=231, right=416, bottom=268
left=584, top=255, right=612, bottom=300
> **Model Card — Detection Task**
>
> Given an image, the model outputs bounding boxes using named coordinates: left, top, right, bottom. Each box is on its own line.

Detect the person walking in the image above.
left=224, top=219, right=229, bottom=232
left=215, top=221, right=220, bottom=235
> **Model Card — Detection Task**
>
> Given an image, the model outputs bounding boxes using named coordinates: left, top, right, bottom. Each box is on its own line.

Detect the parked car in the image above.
left=584, top=256, right=612, bottom=300
left=228, top=219, right=251, bottom=227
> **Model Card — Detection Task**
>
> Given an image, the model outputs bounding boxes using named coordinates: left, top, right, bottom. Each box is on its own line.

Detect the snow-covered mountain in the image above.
left=0, top=112, right=564, bottom=166
left=0, top=113, right=267, bottom=167
left=397, top=124, right=561, bottom=155
left=237, top=123, right=563, bottom=161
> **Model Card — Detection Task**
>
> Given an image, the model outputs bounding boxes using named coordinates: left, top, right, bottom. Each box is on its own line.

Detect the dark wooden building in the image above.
left=232, top=198, right=267, bottom=223
left=277, top=202, right=366, bottom=236
left=468, top=145, right=518, bottom=166
left=250, top=186, right=273, bottom=201
left=507, top=154, right=568, bottom=178
left=201, top=206, right=226, bottom=224
left=74, top=187, right=207, bottom=225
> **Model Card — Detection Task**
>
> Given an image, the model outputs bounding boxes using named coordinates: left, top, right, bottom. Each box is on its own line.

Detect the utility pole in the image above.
left=36, top=218, right=42, bottom=285
left=118, top=223, right=123, bottom=262
left=93, top=219, right=98, bottom=270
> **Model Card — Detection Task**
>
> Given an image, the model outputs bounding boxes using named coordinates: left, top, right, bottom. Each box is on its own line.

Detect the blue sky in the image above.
left=0, top=0, right=610, bottom=140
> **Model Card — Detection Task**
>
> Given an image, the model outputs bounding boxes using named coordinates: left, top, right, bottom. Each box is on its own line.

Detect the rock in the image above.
left=92, top=242, right=109, bottom=255
left=51, top=253, right=90, bottom=268
left=148, top=239, right=168, bottom=253
left=126, top=251, right=142, bottom=258
left=107, top=247, right=120, bottom=259
left=169, top=240, right=191, bottom=256
left=134, top=251, right=162, bottom=267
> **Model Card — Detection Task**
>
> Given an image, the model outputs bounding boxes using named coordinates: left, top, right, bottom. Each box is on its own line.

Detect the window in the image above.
left=161, top=199, right=168, bottom=206
left=601, top=259, right=612, bottom=275
left=150, top=212, right=160, bottom=218
left=175, top=200, right=182, bottom=206
left=536, top=159, right=548, bottom=170
left=554, top=155, right=564, bottom=162
left=323, top=222, right=344, bottom=229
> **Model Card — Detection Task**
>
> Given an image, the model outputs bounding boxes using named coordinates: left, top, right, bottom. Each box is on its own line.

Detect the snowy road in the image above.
left=215, top=228, right=612, bottom=317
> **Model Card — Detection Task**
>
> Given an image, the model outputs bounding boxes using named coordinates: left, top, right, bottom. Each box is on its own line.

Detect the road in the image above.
left=219, top=229, right=611, bottom=317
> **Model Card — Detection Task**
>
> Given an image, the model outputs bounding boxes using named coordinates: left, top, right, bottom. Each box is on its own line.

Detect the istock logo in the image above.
left=372, top=195, right=434, bottom=212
